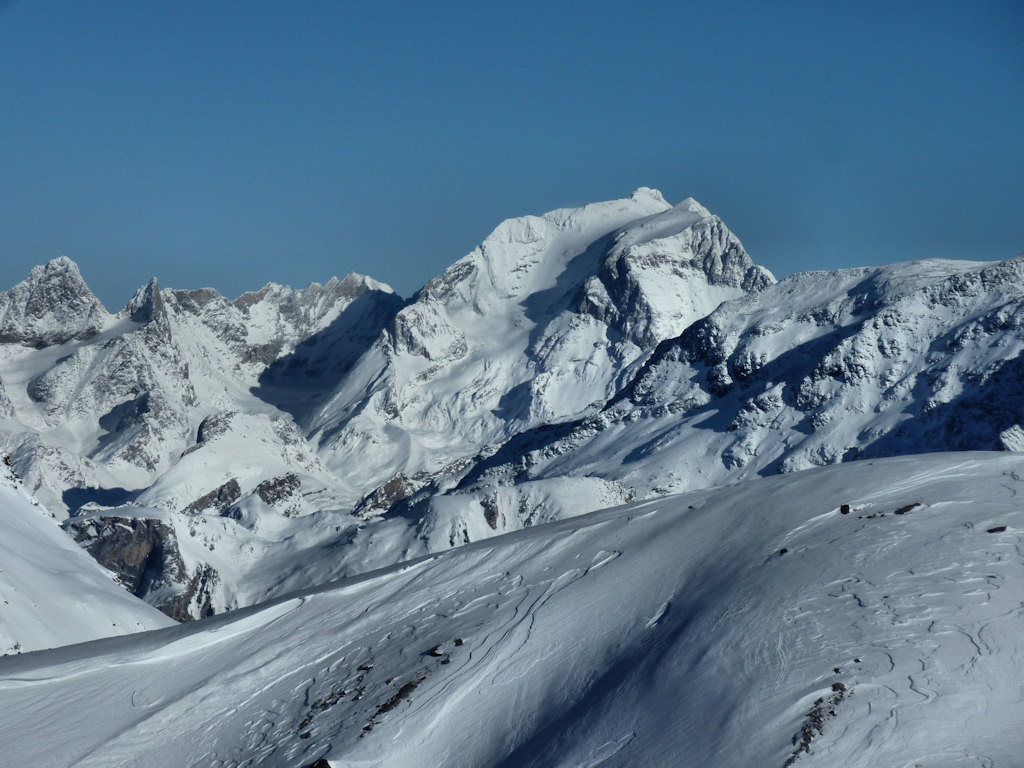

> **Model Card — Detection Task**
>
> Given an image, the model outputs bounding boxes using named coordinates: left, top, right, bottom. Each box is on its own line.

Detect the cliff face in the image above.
left=64, top=515, right=216, bottom=621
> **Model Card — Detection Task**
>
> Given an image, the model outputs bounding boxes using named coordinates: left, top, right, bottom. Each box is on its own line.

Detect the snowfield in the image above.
left=2, top=452, right=1023, bottom=767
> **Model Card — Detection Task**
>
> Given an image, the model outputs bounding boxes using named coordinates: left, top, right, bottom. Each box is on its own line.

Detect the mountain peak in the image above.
left=125, top=278, right=166, bottom=325
left=30, top=255, right=85, bottom=284
left=676, top=196, right=711, bottom=217
left=0, top=257, right=109, bottom=346
left=630, top=187, right=668, bottom=205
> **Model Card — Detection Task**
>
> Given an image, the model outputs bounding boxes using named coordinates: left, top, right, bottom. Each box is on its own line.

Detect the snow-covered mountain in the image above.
left=0, top=190, right=768, bottom=520
left=1, top=189, right=778, bottom=618
left=415, top=255, right=1024, bottom=543
left=3, top=452, right=1023, bottom=766
left=2, top=187, right=1024, bottom=766
left=0, top=262, right=401, bottom=519
left=3, top=189, right=1023, bottom=625
left=307, top=189, right=772, bottom=511
left=0, top=256, right=108, bottom=347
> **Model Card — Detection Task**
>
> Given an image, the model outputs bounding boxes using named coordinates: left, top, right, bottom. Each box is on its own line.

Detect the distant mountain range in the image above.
left=2, top=189, right=1024, bottom=767
left=0, top=189, right=1021, bottom=624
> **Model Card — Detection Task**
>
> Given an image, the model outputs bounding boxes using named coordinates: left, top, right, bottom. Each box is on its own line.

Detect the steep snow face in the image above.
left=0, top=459, right=173, bottom=655
left=2, top=453, right=1024, bottom=767
left=0, top=256, right=111, bottom=347
left=0, top=262, right=400, bottom=517
left=310, top=190, right=772, bottom=508
left=445, top=256, right=1024, bottom=529
left=579, top=196, right=773, bottom=348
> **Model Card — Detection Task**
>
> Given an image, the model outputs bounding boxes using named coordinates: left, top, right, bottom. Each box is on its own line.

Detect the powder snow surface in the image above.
left=1, top=452, right=1022, bottom=767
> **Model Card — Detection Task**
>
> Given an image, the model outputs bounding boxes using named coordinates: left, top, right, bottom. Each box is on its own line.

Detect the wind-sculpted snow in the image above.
left=2, top=453, right=1024, bottom=766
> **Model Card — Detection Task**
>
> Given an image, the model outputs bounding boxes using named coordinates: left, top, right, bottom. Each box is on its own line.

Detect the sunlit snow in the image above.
left=1, top=453, right=1022, bottom=766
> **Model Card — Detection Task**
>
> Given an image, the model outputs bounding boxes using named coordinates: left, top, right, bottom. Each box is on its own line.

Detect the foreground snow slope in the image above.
left=0, top=462, right=174, bottom=655
left=2, top=452, right=1023, bottom=767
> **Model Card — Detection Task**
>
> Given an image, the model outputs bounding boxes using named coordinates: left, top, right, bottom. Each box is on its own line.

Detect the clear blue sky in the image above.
left=2, top=0, right=1022, bottom=308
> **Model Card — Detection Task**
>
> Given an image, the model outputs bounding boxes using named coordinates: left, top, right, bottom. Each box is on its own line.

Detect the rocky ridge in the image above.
left=420, top=256, right=1024, bottom=543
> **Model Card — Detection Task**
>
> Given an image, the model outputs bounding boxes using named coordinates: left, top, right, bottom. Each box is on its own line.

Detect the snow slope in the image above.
left=0, top=460, right=173, bottom=655
left=2, top=452, right=1023, bottom=766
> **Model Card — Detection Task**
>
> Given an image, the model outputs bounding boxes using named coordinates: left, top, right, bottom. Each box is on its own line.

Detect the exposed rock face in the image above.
left=0, top=459, right=174, bottom=653
left=0, top=376, right=14, bottom=419
left=64, top=514, right=216, bottom=621
left=64, top=516, right=174, bottom=595
left=254, top=473, right=301, bottom=506
left=192, top=412, right=237, bottom=448
left=183, top=478, right=242, bottom=515
left=0, top=256, right=110, bottom=347
left=354, top=471, right=431, bottom=518
left=579, top=200, right=773, bottom=348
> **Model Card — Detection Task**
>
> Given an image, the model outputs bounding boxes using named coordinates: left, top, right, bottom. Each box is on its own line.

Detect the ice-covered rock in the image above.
left=0, top=256, right=110, bottom=347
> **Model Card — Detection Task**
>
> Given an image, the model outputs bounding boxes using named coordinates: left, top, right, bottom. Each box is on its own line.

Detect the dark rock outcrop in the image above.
left=64, top=515, right=217, bottom=621
left=183, top=479, right=242, bottom=515
left=255, top=473, right=301, bottom=506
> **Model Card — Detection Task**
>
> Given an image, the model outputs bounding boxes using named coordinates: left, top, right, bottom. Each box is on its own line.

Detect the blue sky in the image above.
left=2, top=0, right=1022, bottom=307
